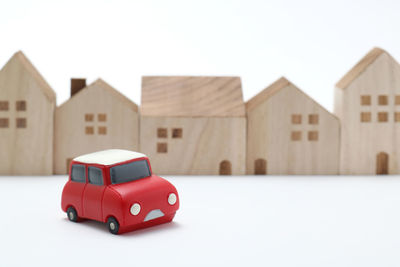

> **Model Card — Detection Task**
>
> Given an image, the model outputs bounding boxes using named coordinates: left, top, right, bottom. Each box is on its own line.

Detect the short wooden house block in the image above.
left=334, top=47, right=400, bottom=174
left=140, top=76, right=246, bottom=175
left=246, top=77, right=340, bottom=175
left=0, top=51, right=56, bottom=175
left=54, top=79, right=139, bottom=174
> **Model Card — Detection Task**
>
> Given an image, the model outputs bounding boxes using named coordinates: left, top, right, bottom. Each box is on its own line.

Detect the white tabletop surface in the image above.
left=1, top=175, right=399, bottom=267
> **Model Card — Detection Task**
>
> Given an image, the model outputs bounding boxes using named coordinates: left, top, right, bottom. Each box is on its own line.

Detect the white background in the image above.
left=1, top=176, right=400, bottom=267
left=1, top=0, right=400, bottom=111
left=2, top=1, right=400, bottom=266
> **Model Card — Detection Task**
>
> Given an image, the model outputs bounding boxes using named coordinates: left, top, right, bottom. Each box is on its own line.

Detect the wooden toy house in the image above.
left=246, top=77, right=340, bottom=175
left=54, top=79, right=139, bottom=174
left=140, top=76, right=246, bottom=175
left=334, top=47, right=400, bottom=174
left=0, top=51, right=56, bottom=175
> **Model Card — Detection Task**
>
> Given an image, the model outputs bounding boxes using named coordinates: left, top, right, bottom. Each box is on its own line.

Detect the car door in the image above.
left=67, top=164, right=87, bottom=215
left=83, top=166, right=106, bottom=221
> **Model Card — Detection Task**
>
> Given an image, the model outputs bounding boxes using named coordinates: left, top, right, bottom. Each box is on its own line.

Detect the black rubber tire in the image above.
left=67, top=207, right=78, bottom=222
left=107, top=217, right=120, bottom=235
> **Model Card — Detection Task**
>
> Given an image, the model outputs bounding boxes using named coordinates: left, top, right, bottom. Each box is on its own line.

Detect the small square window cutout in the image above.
left=378, top=112, right=388, bottom=122
left=291, top=131, right=302, bottom=141
left=16, top=118, right=26, bottom=128
left=0, top=101, right=9, bottom=111
left=308, top=114, right=319, bottom=125
left=172, top=128, right=183, bottom=138
left=85, top=114, right=94, bottom=122
left=360, top=112, right=371, bottom=122
left=85, top=126, right=94, bottom=135
left=361, top=95, right=371, bottom=106
left=157, top=128, right=167, bottom=138
left=157, top=143, right=168, bottom=153
left=0, top=118, right=9, bottom=128
left=291, top=114, right=302, bottom=124
left=98, top=114, right=107, bottom=122
left=98, top=126, right=107, bottom=135
left=308, top=131, right=318, bottom=141
left=16, top=101, right=26, bottom=111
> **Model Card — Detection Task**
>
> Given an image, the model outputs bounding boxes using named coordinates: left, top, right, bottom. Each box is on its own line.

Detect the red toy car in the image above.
left=61, top=149, right=179, bottom=234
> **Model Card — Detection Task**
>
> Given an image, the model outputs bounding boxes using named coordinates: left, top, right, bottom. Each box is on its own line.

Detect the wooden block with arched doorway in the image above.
left=376, top=152, right=389, bottom=175
left=254, top=158, right=267, bottom=175
left=219, top=160, right=232, bottom=175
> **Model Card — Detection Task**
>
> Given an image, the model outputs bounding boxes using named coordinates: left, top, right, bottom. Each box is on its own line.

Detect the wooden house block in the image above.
left=140, top=76, right=246, bottom=175
left=0, top=51, right=56, bottom=175
left=246, top=77, right=340, bottom=175
left=334, top=47, right=400, bottom=174
left=54, top=79, right=139, bottom=174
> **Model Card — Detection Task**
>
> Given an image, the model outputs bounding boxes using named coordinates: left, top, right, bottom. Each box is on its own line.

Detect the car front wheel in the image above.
left=67, top=207, right=78, bottom=222
left=107, top=217, right=120, bottom=235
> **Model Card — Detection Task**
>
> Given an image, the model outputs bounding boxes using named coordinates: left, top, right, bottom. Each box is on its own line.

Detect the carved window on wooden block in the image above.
left=308, top=114, right=319, bottom=125
left=157, top=128, right=167, bottom=138
left=395, top=112, right=400, bottom=122
left=378, top=112, right=388, bottom=122
left=85, top=126, right=94, bottom=135
left=16, top=118, right=26, bottom=128
left=98, top=126, right=107, bottom=135
left=85, top=114, right=94, bottom=122
left=361, top=95, right=371, bottom=106
left=0, top=118, right=9, bottom=128
left=396, top=95, right=400, bottom=105
left=254, top=159, right=267, bottom=175
left=308, top=131, right=318, bottom=141
left=360, top=112, right=371, bottom=122
left=157, top=142, right=168, bottom=153
left=291, top=114, right=302, bottom=124
left=98, top=113, right=107, bottom=122
left=16, top=101, right=26, bottom=111
left=0, top=101, right=9, bottom=111
left=378, top=95, right=388, bottom=105
left=291, top=131, right=302, bottom=141
left=219, top=160, right=232, bottom=175
left=172, top=128, right=183, bottom=138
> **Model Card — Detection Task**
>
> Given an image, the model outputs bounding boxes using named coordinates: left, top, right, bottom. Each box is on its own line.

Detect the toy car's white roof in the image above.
left=73, top=149, right=147, bottom=166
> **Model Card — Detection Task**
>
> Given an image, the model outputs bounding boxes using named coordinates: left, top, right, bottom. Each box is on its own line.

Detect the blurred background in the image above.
left=1, top=0, right=400, bottom=111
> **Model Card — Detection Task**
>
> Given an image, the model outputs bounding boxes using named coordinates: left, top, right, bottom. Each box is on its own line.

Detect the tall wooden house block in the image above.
left=334, top=47, right=400, bottom=174
left=0, top=51, right=56, bottom=175
left=246, top=77, right=340, bottom=175
left=54, top=79, right=139, bottom=174
left=140, top=76, right=246, bottom=175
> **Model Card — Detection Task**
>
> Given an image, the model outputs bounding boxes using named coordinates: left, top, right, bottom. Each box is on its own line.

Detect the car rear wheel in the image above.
left=107, top=217, right=120, bottom=235
left=67, top=207, right=78, bottom=222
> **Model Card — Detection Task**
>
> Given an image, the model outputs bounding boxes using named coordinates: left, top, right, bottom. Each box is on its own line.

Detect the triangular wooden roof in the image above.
left=246, top=77, right=290, bottom=111
left=59, top=78, right=138, bottom=112
left=2, top=51, right=56, bottom=102
left=246, top=77, right=336, bottom=119
left=336, top=47, right=388, bottom=89
left=141, top=76, right=245, bottom=117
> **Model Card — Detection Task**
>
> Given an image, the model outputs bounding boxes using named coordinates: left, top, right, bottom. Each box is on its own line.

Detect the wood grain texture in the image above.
left=336, top=47, right=384, bottom=90
left=0, top=51, right=55, bottom=175
left=54, top=79, right=139, bottom=174
left=247, top=78, right=340, bottom=175
left=141, top=76, right=245, bottom=117
left=334, top=48, right=400, bottom=174
left=140, top=117, right=246, bottom=175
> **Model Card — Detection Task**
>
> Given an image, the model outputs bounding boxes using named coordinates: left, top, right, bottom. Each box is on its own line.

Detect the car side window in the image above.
left=88, top=166, right=104, bottom=186
left=71, top=164, right=86, bottom=183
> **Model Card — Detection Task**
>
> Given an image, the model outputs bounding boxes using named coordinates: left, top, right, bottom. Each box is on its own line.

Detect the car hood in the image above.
left=109, top=175, right=176, bottom=200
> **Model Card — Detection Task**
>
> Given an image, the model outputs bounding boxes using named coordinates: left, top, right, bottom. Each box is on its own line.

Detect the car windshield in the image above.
left=110, top=160, right=151, bottom=185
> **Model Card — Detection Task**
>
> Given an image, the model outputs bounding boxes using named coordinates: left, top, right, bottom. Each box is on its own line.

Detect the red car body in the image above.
left=61, top=149, right=179, bottom=234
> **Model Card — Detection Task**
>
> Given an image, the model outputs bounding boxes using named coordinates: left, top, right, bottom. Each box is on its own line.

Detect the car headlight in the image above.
left=168, top=193, right=177, bottom=205
left=130, top=203, right=141, bottom=215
